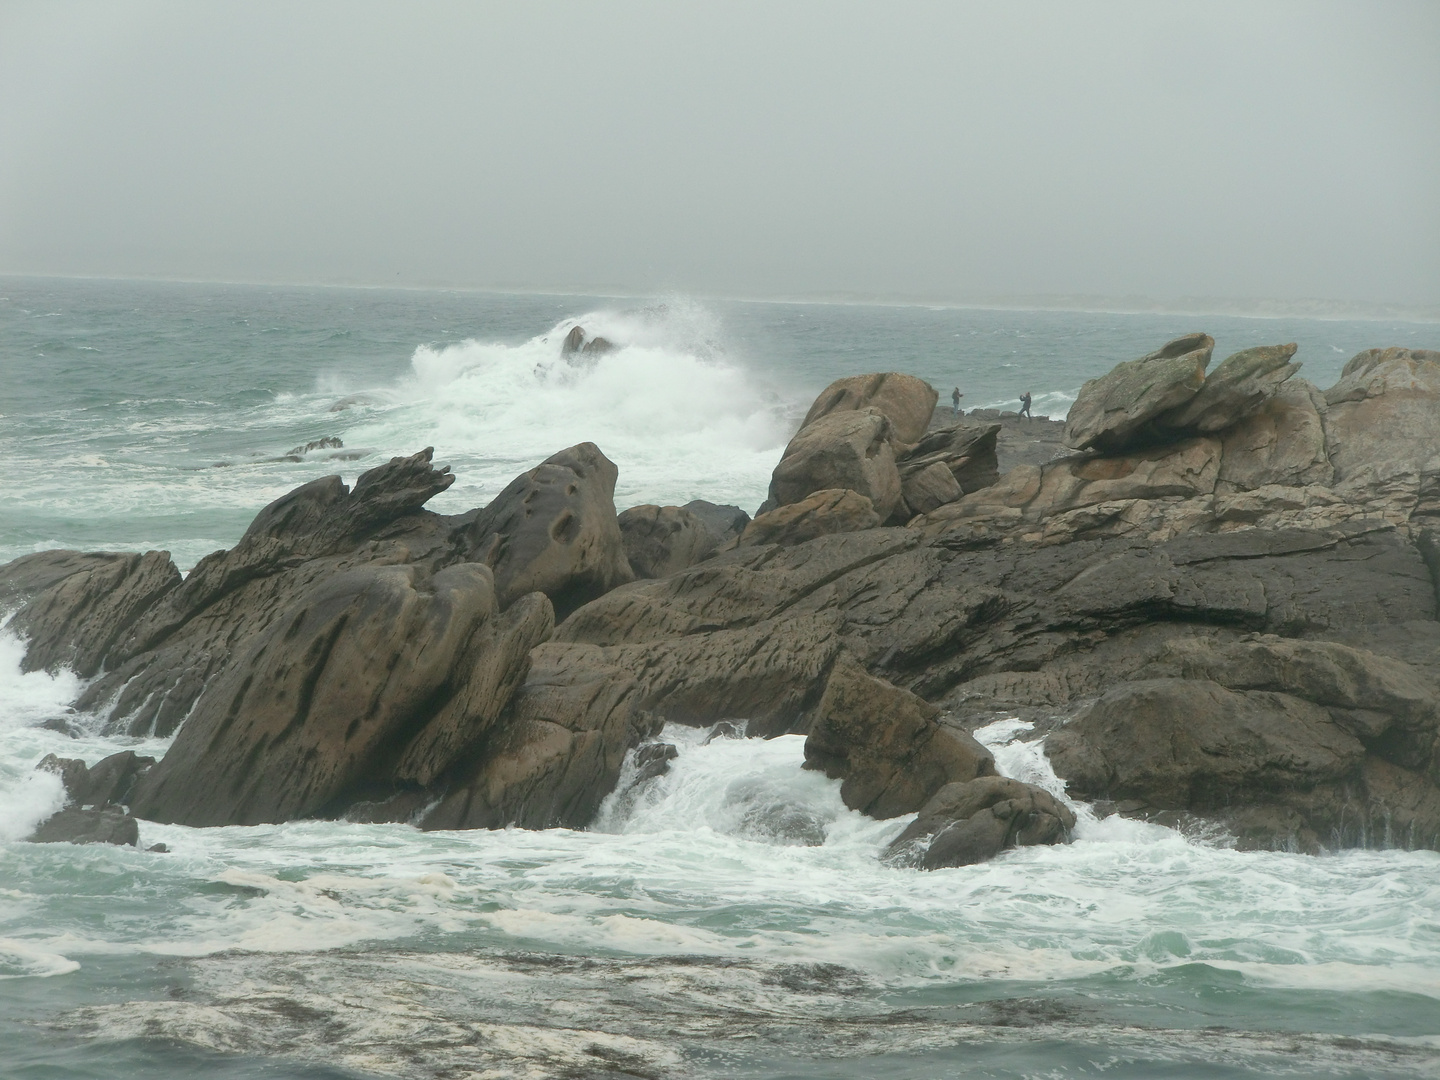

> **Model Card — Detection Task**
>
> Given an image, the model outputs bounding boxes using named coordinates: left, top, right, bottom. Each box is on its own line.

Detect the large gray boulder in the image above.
left=767, top=409, right=904, bottom=521
left=617, top=504, right=716, bottom=578
left=457, top=442, right=635, bottom=619
left=800, top=372, right=938, bottom=446
left=1064, top=333, right=1214, bottom=452
left=884, top=776, right=1075, bottom=869
left=803, top=660, right=995, bottom=818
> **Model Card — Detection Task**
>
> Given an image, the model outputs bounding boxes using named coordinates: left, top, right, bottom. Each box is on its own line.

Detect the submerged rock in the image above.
left=884, top=776, right=1075, bottom=868
left=29, top=805, right=139, bottom=847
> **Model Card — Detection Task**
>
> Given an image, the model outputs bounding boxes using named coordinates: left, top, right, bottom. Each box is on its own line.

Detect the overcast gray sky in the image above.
left=2, top=1, right=1437, bottom=304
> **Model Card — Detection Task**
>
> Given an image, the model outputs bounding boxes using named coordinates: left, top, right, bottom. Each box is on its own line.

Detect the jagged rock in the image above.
left=1, top=550, right=180, bottom=677
left=767, top=409, right=904, bottom=521
left=583, top=336, right=615, bottom=356
left=37, top=750, right=155, bottom=808
left=884, top=776, right=1075, bottom=868
left=129, top=563, right=549, bottom=826
left=632, top=742, right=678, bottom=782
left=561, top=325, right=585, bottom=356
left=899, top=462, right=963, bottom=516
left=422, top=642, right=652, bottom=830
left=29, top=806, right=138, bottom=846
left=800, top=372, right=938, bottom=446
left=118, top=448, right=455, bottom=660
left=738, top=489, right=880, bottom=547
left=1216, top=378, right=1333, bottom=492
left=617, top=504, right=716, bottom=578
left=897, top=423, right=1001, bottom=497
left=1064, top=333, right=1214, bottom=452
left=803, top=661, right=995, bottom=818
left=1158, top=343, right=1299, bottom=433
left=680, top=500, right=751, bottom=546
left=457, top=442, right=635, bottom=619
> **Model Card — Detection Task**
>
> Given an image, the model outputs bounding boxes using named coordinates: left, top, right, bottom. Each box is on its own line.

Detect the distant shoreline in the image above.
left=2, top=271, right=1436, bottom=325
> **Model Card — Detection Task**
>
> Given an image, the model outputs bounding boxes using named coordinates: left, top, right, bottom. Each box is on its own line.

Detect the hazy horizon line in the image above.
left=3, top=269, right=1438, bottom=326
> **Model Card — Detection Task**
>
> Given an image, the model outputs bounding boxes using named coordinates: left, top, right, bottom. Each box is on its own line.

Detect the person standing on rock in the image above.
left=1019, top=391, right=1032, bottom=419
left=952, top=387, right=963, bottom=416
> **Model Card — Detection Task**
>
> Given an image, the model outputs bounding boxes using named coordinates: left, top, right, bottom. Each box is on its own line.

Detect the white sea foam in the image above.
left=343, top=302, right=797, bottom=514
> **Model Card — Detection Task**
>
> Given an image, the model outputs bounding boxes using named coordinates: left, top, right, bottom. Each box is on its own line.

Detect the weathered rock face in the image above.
left=1325, top=348, right=1440, bottom=520
left=884, top=777, right=1075, bottom=869
left=1216, top=378, right=1333, bottom=492
left=2, top=550, right=180, bottom=677
left=457, top=442, right=635, bottom=619
left=38, top=750, right=155, bottom=809
left=129, top=563, right=552, bottom=827
left=1047, top=678, right=1366, bottom=812
left=800, top=372, right=938, bottom=446
left=617, top=504, right=717, bottom=578
left=738, top=489, right=880, bottom=547
left=767, top=409, right=904, bottom=521
left=1064, top=333, right=1214, bottom=452
left=803, top=661, right=995, bottom=818
left=1158, top=343, right=1299, bottom=434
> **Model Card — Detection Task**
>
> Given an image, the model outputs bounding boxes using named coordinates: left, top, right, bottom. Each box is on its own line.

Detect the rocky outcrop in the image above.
left=1064, top=333, right=1214, bottom=452
left=455, top=442, right=634, bottom=618
left=129, top=564, right=551, bottom=827
left=618, top=504, right=716, bottom=578
left=6, top=336, right=1439, bottom=860
left=884, top=777, right=1075, bottom=868
left=800, top=372, right=938, bottom=446
left=766, top=409, right=904, bottom=521
left=738, top=489, right=880, bottom=547
left=802, top=661, right=995, bottom=818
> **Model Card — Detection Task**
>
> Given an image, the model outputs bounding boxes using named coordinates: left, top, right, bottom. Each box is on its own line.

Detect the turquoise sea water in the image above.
left=2, top=276, right=1438, bottom=1079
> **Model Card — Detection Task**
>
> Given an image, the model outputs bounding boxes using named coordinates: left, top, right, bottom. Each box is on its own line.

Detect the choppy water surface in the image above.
left=2, top=278, right=1438, bottom=1078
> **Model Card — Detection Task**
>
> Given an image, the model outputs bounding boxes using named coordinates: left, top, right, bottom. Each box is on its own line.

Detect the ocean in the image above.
left=2, top=276, right=1438, bottom=1079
